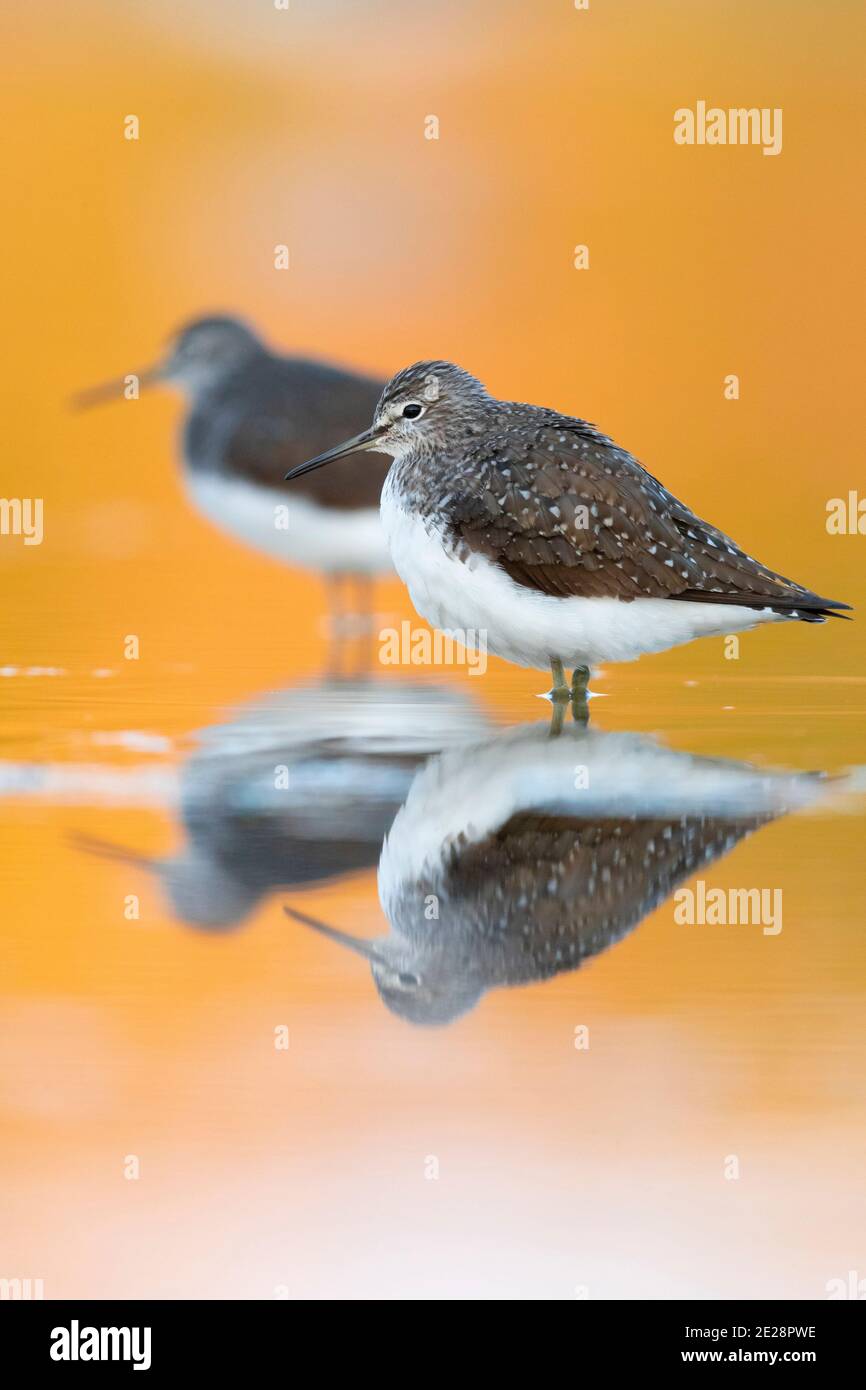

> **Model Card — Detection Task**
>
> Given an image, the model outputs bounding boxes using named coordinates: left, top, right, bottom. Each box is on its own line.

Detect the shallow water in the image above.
left=2, top=649, right=865, bottom=1299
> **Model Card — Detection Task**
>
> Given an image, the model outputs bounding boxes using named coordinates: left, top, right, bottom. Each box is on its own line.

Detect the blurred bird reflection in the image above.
left=67, top=681, right=852, bottom=1027
left=75, top=679, right=491, bottom=928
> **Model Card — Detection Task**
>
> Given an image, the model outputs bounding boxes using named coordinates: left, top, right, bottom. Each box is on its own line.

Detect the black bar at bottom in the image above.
left=2, top=1298, right=863, bottom=1374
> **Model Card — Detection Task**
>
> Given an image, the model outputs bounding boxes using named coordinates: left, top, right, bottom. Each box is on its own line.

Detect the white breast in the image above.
left=379, top=483, right=783, bottom=670
left=185, top=471, right=391, bottom=575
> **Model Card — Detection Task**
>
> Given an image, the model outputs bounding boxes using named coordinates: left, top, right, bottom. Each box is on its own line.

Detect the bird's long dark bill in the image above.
left=71, top=366, right=161, bottom=410
left=70, top=832, right=156, bottom=871
left=284, top=905, right=388, bottom=966
left=284, top=428, right=381, bottom=482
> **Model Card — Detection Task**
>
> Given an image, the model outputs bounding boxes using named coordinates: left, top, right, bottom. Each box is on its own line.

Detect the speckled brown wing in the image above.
left=450, top=414, right=848, bottom=616
left=436, top=811, right=771, bottom=988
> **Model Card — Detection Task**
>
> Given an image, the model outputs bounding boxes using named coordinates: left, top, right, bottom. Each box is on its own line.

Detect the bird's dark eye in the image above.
left=398, top=972, right=420, bottom=987
left=402, top=403, right=423, bottom=419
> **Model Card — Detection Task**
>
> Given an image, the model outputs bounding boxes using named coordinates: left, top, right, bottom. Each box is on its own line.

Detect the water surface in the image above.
left=3, top=655, right=864, bottom=1298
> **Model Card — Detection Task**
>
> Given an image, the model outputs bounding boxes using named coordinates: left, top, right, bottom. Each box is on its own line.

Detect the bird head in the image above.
left=284, top=360, right=491, bottom=482
left=72, top=314, right=263, bottom=408
left=285, top=905, right=482, bottom=1027
left=158, top=315, right=264, bottom=391
left=71, top=833, right=259, bottom=930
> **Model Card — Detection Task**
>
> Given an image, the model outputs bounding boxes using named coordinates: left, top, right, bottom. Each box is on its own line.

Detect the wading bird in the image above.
left=76, top=316, right=393, bottom=642
left=286, top=361, right=850, bottom=713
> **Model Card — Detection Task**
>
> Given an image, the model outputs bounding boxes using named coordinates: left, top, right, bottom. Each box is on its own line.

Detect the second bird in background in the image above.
left=75, top=315, right=393, bottom=645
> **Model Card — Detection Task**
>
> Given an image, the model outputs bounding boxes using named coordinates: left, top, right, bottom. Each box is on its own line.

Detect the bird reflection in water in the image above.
left=286, top=722, right=848, bottom=1027
left=74, top=680, right=491, bottom=929
left=72, top=684, right=854, bottom=1027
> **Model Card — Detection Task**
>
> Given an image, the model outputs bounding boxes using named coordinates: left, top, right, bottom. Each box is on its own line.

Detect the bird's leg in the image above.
left=571, top=664, right=591, bottom=725
left=549, top=657, right=570, bottom=699
left=548, top=657, right=570, bottom=737
left=325, top=573, right=347, bottom=678
left=549, top=699, right=567, bottom=737
left=353, top=572, right=376, bottom=676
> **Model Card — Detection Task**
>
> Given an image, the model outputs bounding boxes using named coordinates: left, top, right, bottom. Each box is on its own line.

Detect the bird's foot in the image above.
left=571, top=664, right=591, bottom=725
left=547, top=657, right=571, bottom=701
left=549, top=697, right=567, bottom=737
left=547, top=658, right=571, bottom=736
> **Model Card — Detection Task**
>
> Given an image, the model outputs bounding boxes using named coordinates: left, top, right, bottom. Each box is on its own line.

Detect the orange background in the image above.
left=1, top=0, right=865, bottom=1298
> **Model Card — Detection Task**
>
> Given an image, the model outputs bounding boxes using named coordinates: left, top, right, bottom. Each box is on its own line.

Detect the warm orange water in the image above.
left=1, top=1, right=865, bottom=1299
